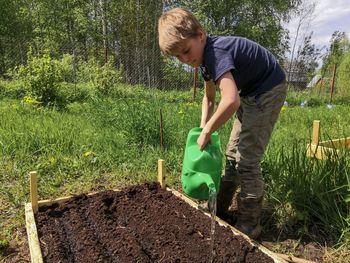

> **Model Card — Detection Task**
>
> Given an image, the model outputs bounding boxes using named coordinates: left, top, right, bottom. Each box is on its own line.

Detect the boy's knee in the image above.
left=236, top=161, right=264, bottom=198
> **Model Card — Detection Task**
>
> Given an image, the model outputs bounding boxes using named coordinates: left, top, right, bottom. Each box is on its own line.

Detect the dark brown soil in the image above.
left=36, top=182, right=274, bottom=263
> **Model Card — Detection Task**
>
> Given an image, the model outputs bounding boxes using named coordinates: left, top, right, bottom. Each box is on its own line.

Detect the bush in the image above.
left=337, top=51, right=350, bottom=96
left=0, top=79, right=28, bottom=99
left=15, top=52, right=64, bottom=106
left=56, top=82, right=94, bottom=104
left=77, top=59, right=124, bottom=96
left=162, top=57, right=193, bottom=90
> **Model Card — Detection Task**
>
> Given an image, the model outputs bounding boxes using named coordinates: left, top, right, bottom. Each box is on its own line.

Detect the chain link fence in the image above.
left=1, top=1, right=349, bottom=96
left=286, top=66, right=350, bottom=97
left=0, top=0, right=195, bottom=91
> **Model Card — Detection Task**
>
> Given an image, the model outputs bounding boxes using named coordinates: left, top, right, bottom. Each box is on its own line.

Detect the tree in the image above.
left=293, top=32, right=321, bottom=81
left=176, top=0, right=302, bottom=59
left=286, top=0, right=316, bottom=82
left=321, top=31, right=350, bottom=75
left=336, top=49, right=350, bottom=95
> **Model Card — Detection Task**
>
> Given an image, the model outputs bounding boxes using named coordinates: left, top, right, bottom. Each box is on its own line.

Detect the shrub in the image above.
left=77, top=59, right=124, bottom=96
left=15, top=52, right=64, bottom=106
left=0, top=79, right=28, bottom=99
left=336, top=50, right=350, bottom=96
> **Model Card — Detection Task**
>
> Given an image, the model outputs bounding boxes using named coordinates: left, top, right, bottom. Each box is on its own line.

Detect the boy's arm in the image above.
left=197, top=71, right=240, bottom=150
left=200, top=80, right=216, bottom=128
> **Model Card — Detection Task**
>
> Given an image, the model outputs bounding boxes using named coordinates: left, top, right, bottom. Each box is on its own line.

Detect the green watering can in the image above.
left=181, top=127, right=222, bottom=200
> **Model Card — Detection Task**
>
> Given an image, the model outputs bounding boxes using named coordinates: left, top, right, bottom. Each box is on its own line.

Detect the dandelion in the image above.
left=23, top=96, right=42, bottom=107
left=83, top=151, right=96, bottom=157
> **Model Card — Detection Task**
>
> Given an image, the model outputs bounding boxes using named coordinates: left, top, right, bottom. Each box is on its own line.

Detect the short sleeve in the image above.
left=211, top=56, right=235, bottom=83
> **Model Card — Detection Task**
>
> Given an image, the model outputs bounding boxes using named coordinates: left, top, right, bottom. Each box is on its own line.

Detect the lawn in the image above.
left=0, top=84, right=349, bottom=262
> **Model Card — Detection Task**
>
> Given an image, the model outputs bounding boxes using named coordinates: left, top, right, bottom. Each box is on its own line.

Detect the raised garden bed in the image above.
left=25, top=166, right=287, bottom=263
left=306, top=120, right=350, bottom=160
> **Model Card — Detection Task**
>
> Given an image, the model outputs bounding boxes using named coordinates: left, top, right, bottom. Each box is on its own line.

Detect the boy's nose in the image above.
left=182, top=56, right=191, bottom=64
left=178, top=55, right=189, bottom=63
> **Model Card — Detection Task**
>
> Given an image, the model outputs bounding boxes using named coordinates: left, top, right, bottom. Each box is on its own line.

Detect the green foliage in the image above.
left=0, top=79, right=28, bottom=99
left=77, top=59, right=124, bottom=96
left=162, top=58, right=194, bottom=90
left=264, top=142, right=350, bottom=242
left=336, top=50, right=350, bottom=96
left=1, top=82, right=350, bottom=250
left=321, top=31, right=350, bottom=75
left=292, top=32, right=321, bottom=79
left=285, top=89, right=350, bottom=106
left=15, top=51, right=64, bottom=106
left=178, top=0, right=301, bottom=58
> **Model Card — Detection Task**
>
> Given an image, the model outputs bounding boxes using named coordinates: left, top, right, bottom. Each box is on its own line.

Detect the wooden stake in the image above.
left=159, top=109, right=164, bottom=150
left=158, top=159, right=165, bottom=189
left=312, top=120, right=320, bottom=145
left=30, top=171, right=39, bottom=214
left=330, top=64, right=337, bottom=104
left=193, top=67, right=198, bottom=101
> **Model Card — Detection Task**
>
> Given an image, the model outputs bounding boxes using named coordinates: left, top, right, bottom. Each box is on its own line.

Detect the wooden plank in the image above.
left=276, top=253, right=316, bottom=263
left=306, top=143, right=336, bottom=160
left=311, top=120, right=320, bottom=145
left=38, top=195, right=78, bottom=207
left=158, top=159, right=166, bottom=189
left=319, top=137, right=350, bottom=148
left=30, top=171, right=39, bottom=214
left=25, top=202, right=43, bottom=263
left=168, top=188, right=288, bottom=263
left=38, top=188, right=121, bottom=207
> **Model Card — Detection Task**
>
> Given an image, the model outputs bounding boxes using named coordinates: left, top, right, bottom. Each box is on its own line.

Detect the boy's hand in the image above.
left=197, top=131, right=211, bottom=151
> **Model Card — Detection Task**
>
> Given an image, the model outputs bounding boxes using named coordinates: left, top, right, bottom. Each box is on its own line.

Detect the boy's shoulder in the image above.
left=204, top=35, right=258, bottom=54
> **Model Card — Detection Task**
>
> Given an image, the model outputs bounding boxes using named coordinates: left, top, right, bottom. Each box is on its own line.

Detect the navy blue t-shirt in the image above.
left=200, top=36, right=285, bottom=96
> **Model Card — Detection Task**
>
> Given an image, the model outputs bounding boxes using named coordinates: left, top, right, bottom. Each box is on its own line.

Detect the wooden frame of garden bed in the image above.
left=306, top=120, right=350, bottom=160
left=26, top=160, right=315, bottom=263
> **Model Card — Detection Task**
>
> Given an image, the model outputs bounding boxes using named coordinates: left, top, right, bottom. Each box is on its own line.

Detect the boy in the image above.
left=158, top=7, right=287, bottom=239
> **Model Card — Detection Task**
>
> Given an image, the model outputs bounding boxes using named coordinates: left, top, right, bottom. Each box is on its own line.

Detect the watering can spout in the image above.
left=201, top=173, right=217, bottom=194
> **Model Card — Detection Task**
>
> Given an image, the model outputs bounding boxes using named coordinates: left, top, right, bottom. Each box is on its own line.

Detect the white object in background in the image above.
left=300, top=100, right=308, bottom=107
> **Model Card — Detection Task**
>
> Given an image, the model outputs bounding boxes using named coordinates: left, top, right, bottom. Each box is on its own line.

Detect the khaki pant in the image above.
left=225, top=81, right=287, bottom=199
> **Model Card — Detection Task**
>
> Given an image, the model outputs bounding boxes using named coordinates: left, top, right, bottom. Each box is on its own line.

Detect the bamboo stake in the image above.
left=159, top=108, right=164, bottom=150
left=311, top=120, right=320, bottom=145
left=330, top=64, right=337, bottom=104
left=193, top=67, right=198, bottom=101
left=158, top=159, right=165, bottom=189
left=30, top=171, right=39, bottom=214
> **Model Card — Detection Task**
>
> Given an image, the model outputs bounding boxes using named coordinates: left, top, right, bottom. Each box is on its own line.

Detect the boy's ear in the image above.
left=197, top=29, right=205, bottom=41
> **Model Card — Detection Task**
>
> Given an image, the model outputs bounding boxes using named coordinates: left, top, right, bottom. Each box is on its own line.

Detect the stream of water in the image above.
left=208, top=188, right=217, bottom=263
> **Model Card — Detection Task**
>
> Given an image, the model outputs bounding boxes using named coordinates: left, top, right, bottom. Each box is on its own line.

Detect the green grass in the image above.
left=0, top=83, right=349, bottom=257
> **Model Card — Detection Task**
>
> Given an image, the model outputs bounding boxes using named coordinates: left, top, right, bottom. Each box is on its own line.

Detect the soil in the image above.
left=35, top=182, right=274, bottom=263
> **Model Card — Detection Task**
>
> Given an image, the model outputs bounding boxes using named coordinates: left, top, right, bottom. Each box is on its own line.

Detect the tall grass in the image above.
left=0, top=84, right=349, bottom=249
left=264, top=143, right=350, bottom=244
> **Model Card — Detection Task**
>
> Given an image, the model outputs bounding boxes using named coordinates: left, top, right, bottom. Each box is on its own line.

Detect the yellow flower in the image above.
left=83, top=151, right=96, bottom=157
left=23, top=96, right=42, bottom=106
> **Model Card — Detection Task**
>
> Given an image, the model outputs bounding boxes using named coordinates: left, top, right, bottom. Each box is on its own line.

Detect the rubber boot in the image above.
left=235, top=194, right=263, bottom=239
left=216, top=159, right=239, bottom=217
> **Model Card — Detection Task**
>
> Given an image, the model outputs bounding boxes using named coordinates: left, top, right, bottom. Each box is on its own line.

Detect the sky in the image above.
left=285, top=0, right=350, bottom=57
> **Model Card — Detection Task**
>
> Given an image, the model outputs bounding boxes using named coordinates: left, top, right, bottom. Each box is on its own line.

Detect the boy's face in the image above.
left=171, top=30, right=206, bottom=68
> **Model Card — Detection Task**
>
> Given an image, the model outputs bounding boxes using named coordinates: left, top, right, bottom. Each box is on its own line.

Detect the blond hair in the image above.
left=158, top=8, right=204, bottom=55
